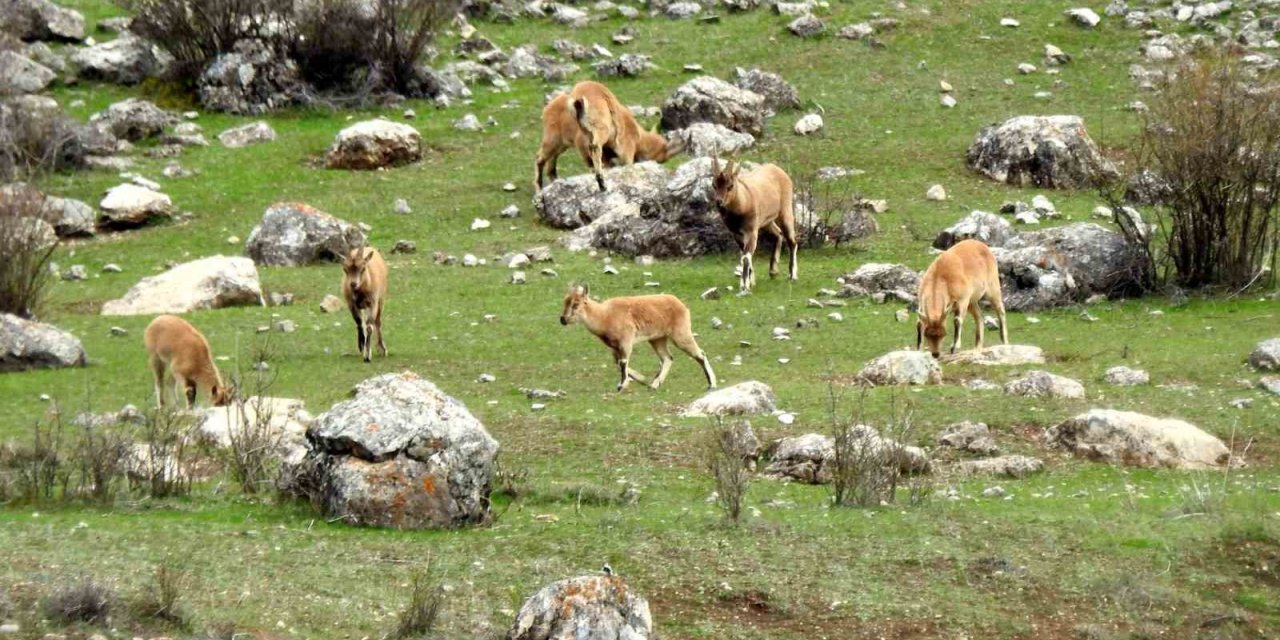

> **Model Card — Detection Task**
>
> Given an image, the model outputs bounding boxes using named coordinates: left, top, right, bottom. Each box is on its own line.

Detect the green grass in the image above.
left=3, top=1, right=1280, bottom=638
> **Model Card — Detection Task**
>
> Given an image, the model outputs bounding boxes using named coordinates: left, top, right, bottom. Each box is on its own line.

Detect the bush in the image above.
left=703, top=419, right=752, bottom=523
left=129, top=408, right=195, bottom=499
left=1, top=410, right=71, bottom=503
left=133, top=557, right=190, bottom=628
left=117, top=0, right=293, bottom=83
left=1130, top=53, right=1280, bottom=289
left=44, top=577, right=114, bottom=625
left=0, top=99, right=86, bottom=181
left=391, top=561, right=445, bottom=640
left=71, top=421, right=132, bottom=504
left=828, top=391, right=918, bottom=508
left=223, top=352, right=282, bottom=495
left=0, top=186, right=56, bottom=319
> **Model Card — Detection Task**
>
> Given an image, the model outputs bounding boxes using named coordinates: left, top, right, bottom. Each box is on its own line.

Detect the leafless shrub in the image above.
left=117, top=0, right=293, bottom=83
left=0, top=186, right=56, bottom=319
left=366, top=0, right=457, bottom=95
left=828, top=388, right=919, bottom=508
left=0, top=99, right=85, bottom=181
left=71, top=422, right=132, bottom=505
left=791, top=174, right=881, bottom=250
left=391, top=559, right=445, bottom=640
left=132, top=557, right=191, bottom=628
left=1, top=408, right=71, bottom=503
left=44, top=576, right=114, bottom=625
left=703, top=417, right=752, bottom=523
left=223, top=346, right=282, bottom=495
left=130, top=408, right=195, bottom=499
left=492, top=456, right=531, bottom=500
left=1125, top=52, right=1280, bottom=289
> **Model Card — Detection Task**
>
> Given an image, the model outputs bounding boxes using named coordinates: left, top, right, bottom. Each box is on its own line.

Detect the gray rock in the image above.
left=660, top=76, right=767, bottom=136
left=667, top=122, right=755, bottom=157
left=838, top=22, right=875, bottom=40
left=788, top=14, right=825, bottom=37
left=100, top=255, right=264, bottom=316
left=1066, top=7, right=1101, bottom=27
left=391, top=240, right=416, bottom=254
left=941, top=345, right=1045, bottom=366
left=508, top=575, right=652, bottom=640
left=1, top=0, right=85, bottom=42
left=0, top=51, right=56, bottom=94
left=665, top=1, right=701, bottom=19
left=933, top=210, right=1014, bottom=250
left=244, top=202, right=366, bottom=266
left=62, top=264, right=86, bottom=281
left=97, top=183, right=173, bottom=229
left=858, top=350, right=942, bottom=386
left=453, top=113, right=482, bottom=131
left=1047, top=409, right=1233, bottom=469
left=23, top=41, right=66, bottom=73
left=966, top=115, right=1119, bottom=189
left=952, top=455, right=1044, bottom=479
left=325, top=119, right=421, bottom=170
left=793, top=113, right=823, bottom=135
left=393, top=198, right=412, bottom=215
left=992, top=223, right=1147, bottom=310
left=300, top=371, right=499, bottom=528
left=71, top=34, right=166, bottom=84
left=1104, top=366, right=1149, bottom=386
left=937, top=421, right=999, bottom=455
left=551, top=4, right=589, bottom=26
left=0, top=313, right=87, bottom=371
left=40, top=196, right=95, bottom=238
left=218, top=121, right=276, bottom=148
left=764, top=426, right=930, bottom=484
left=731, top=67, right=800, bottom=113
left=594, top=53, right=654, bottom=77
left=1003, top=370, right=1085, bottom=399
left=89, top=98, right=177, bottom=142
left=198, top=39, right=308, bottom=115
left=1259, top=376, right=1280, bottom=396
left=1249, top=338, right=1280, bottom=371
left=682, top=380, right=777, bottom=417
left=837, top=263, right=920, bottom=301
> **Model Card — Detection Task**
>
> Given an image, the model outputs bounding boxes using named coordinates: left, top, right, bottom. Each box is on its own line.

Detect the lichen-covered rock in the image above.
left=507, top=575, right=652, bottom=640
left=70, top=34, right=166, bottom=85
left=1249, top=338, right=1280, bottom=371
left=1003, top=370, right=1084, bottom=399
left=951, top=455, right=1044, bottom=479
left=244, top=202, right=365, bottom=266
left=41, top=196, right=95, bottom=238
left=198, top=39, right=309, bottom=115
left=89, top=98, right=177, bottom=142
left=993, top=223, right=1147, bottom=311
left=0, top=51, right=56, bottom=94
left=1047, top=409, right=1233, bottom=469
left=100, top=255, right=265, bottom=316
left=682, top=380, right=777, bottom=417
left=97, top=183, right=173, bottom=229
left=933, top=210, right=1014, bottom=250
left=668, top=122, right=756, bottom=157
left=858, top=350, right=942, bottom=386
left=731, top=67, right=800, bottom=113
left=301, top=372, right=498, bottom=529
left=966, top=115, right=1118, bottom=189
left=1104, top=366, right=1149, bottom=386
left=660, top=76, right=767, bottom=136
left=937, top=421, right=999, bottom=455
left=0, top=313, right=87, bottom=372
left=942, top=345, right=1045, bottom=366
left=325, top=119, right=422, bottom=170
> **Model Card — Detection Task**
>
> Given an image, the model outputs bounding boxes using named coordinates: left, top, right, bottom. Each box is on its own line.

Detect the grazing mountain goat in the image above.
left=342, top=246, right=388, bottom=362
left=709, top=157, right=799, bottom=292
left=533, top=81, right=682, bottom=193
left=560, top=285, right=717, bottom=391
left=916, top=239, right=1009, bottom=358
left=144, top=314, right=232, bottom=408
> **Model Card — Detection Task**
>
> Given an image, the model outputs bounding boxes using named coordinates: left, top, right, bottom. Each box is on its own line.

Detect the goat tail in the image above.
left=573, top=97, right=589, bottom=130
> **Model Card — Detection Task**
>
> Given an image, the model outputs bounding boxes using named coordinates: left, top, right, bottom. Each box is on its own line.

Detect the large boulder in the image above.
left=98, top=183, right=173, bottom=229
left=41, top=195, right=95, bottom=238
left=198, top=39, right=309, bottom=115
left=537, top=161, right=670, bottom=230
left=325, top=119, right=422, bottom=170
left=993, top=223, right=1146, bottom=310
left=942, top=345, right=1045, bottom=366
left=508, top=575, right=652, bottom=640
left=966, top=115, right=1118, bottom=189
left=1046, top=409, right=1233, bottom=469
left=731, top=67, right=800, bottom=113
left=681, top=380, right=777, bottom=417
left=1003, top=370, right=1085, bottom=399
left=836, top=263, right=920, bottom=301
left=951, top=455, right=1044, bottom=479
left=244, top=202, right=366, bottom=266
left=764, top=426, right=930, bottom=484
left=0, top=51, right=56, bottom=94
left=300, top=371, right=499, bottom=529
left=660, top=76, right=767, bottom=136
left=0, top=0, right=85, bottom=42
left=668, top=122, right=756, bottom=158
left=89, top=98, right=177, bottom=142
left=1249, top=338, right=1280, bottom=371
left=0, top=313, right=87, bottom=372
left=197, top=397, right=311, bottom=466
left=70, top=34, right=165, bottom=85
left=933, top=210, right=1014, bottom=250
left=858, top=350, right=942, bottom=386
left=100, top=255, right=265, bottom=316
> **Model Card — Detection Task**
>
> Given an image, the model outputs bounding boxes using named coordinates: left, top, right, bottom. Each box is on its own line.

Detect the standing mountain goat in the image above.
left=710, top=157, right=799, bottom=292
left=560, top=285, right=717, bottom=392
left=916, top=239, right=1009, bottom=358
left=144, top=314, right=232, bottom=408
left=534, top=81, right=683, bottom=193
left=342, top=246, right=388, bottom=362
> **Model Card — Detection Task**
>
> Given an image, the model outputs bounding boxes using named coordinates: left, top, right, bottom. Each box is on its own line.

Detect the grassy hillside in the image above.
left=2, top=1, right=1278, bottom=638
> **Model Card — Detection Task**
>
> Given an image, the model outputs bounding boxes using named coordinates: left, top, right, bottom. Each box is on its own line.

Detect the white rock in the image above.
left=1065, top=8, right=1101, bottom=28
left=101, top=256, right=264, bottom=316
left=794, top=113, right=824, bottom=135
left=926, top=184, right=947, bottom=201
left=682, top=381, right=777, bottom=417
left=1047, top=409, right=1233, bottom=469
left=858, top=350, right=942, bottom=386
left=942, top=345, right=1045, bottom=366
left=940, top=94, right=957, bottom=108
left=471, top=218, right=491, bottom=231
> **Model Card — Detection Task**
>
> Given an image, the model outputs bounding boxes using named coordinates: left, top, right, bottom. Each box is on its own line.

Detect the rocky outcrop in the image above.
left=1, top=0, right=85, bottom=42
left=70, top=34, right=166, bottom=85
left=0, top=51, right=56, bottom=94
left=764, top=426, right=931, bottom=484
left=198, top=39, right=309, bottom=115
left=951, top=455, right=1044, bottom=479
left=731, top=67, right=800, bottom=113
left=933, top=210, right=1014, bottom=250
left=942, top=345, right=1045, bottom=366
left=836, top=263, right=920, bottom=301
left=966, top=115, right=1118, bottom=189
left=100, top=256, right=265, bottom=316
left=992, top=223, right=1147, bottom=311
left=660, top=76, right=767, bottom=136
left=1249, top=338, right=1280, bottom=371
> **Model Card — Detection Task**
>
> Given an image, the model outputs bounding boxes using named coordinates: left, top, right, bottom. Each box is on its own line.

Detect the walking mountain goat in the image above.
left=144, top=314, right=232, bottom=408
left=709, top=157, right=799, bottom=292
left=560, top=285, right=717, bottom=392
left=534, top=81, right=683, bottom=193
left=916, top=239, right=1009, bottom=358
left=342, top=245, right=388, bottom=362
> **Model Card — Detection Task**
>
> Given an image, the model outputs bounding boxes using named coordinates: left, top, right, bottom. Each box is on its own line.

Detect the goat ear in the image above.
left=581, top=283, right=590, bottom=297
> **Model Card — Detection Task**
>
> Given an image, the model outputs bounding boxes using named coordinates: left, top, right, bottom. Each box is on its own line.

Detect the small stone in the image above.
left=226, top=235, right=240, bottom=244
left=454, top=113, right=483, bottom=131
left=1259, top=377, right=1280, bottom=396
left=110, top=326, right=128, bottom=336
left=0, top=623, right=19, bottom=634
left=772, top=327, right=791, bottom=340
left=510, top=271, right=527, bottom=284
left=502, top=182, right=517, bottom=192
left=1018, top=63, right=1037, bottom=74
left=711, top=316, right=724, bottom=329
left=541, top=268, right=558, bottom=277
left=939, top=80, right=953, bottom=93
left=635, top=254, right=656, bottom=266
left=827, top=312, right=843, bottom=322
left=269, top=291, right=294, bottom=306
left=926, top=184, right=947, bottom=201
left=1105, top=366, right=1149, bottom=386
left=470, top=218, right=491, bottom=231
left=701, top=287, right=720, bottom=300
left=320, top=294, right=344, bottom=313
left=806, top=298, right=824, bottom=308
left=940, top=94, right=957, bottom=108
left=403, top=109, right=416, bottom=119
left=275, top=319, right=296, bottom=333
left=391, top=240, right=416, bottom=254
left=393, top=198, right=412, bottom=214
left=1000, top=17, right=1020, bottom=27
left=1229, top=398, right=1253, bottom=409
left=794, top=113, right=824, bottom=135
left=477, top=373, right=496, bottom=383
left=895, top=309, right=910, bottom=322
left=501, top=204, right=520, bottom=218
left=462, top=254, right=479, bottom=267
left=603, top=265, right=619, bottom=275
left=102, top=263, right=122, bottom=273
left=982, top=486, right=1007, bottom=498
left=62, top=265, right=87, bottom=281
